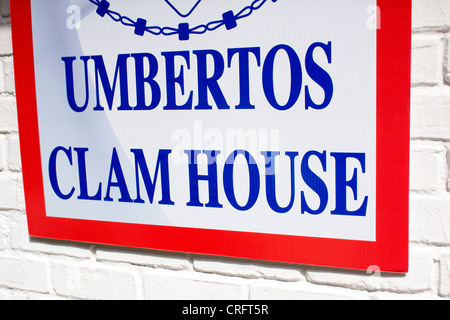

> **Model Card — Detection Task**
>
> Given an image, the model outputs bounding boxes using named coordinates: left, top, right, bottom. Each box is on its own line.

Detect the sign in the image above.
left=11, top=0, right=411, bottom=272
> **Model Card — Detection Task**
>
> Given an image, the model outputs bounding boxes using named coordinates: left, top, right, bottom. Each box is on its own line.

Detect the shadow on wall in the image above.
left=0, top=0, right=9, bottom=19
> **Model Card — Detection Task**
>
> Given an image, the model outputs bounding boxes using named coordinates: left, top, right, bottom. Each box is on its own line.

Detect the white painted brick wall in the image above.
left=411, top=34, right=444, bottom=86
left=0, top=0, right=449, bottom=300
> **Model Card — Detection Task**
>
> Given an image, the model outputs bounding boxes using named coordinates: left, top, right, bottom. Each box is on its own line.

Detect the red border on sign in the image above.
left=10, top=0, right=410, bottom=272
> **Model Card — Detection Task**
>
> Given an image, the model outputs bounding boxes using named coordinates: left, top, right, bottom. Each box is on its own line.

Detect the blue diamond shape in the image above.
left=164, top=0, right=203, bottom=18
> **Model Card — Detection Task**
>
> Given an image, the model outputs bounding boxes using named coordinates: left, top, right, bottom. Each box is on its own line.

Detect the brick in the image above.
left=412, top=0, right=450, bottom=29
left=144, top=271, right=246, bottom=300
left=410, top=194, right=450, bottom=245
left=249, top=282, right=366, bottom=300
left=193, top=257, right=302, bottom=282
left=0, top=214, right=7, bottom=250
left=0, top=288, right=66, bottom=300
left=0, top=0, right=9, bottom=18
left=411, top=34, right=443, bottom=85
left=0, top=173, right=19, bottom=209
left=10, top=214, right=92, bottom=258
left=410, top=89, right=450, bottom=140
left=16, top=174, right=24, bottom=211
left=0, top=256, right=48, bottom=292
left=1, top=56, right=14, bottom=93
left=409, top=142, right=447, bottom=192
left=439, top=255, right=450, bottom=297
left=305, top=248, right=433, bottom=293
left=0, top=96, right=18, bottom=132
left=52, top=262, right=138, bottom=300
left=96, top=247, right=191, bottom=271
left=0, top=134, right=6, bottom=171
left=447, top=145, right=450, bottom=191
left=370, top=291, right=435, bottom=300
left=0, top=59, right=4, bottom=92
left=447, top=34, right=450, bottom=84
left=0, top=25, right=11, bottom=55
left=7, top=134, right=20, bottom=171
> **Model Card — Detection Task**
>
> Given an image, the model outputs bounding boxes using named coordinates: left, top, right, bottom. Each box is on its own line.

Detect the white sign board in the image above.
left=11, top=0, right=410, bottom=272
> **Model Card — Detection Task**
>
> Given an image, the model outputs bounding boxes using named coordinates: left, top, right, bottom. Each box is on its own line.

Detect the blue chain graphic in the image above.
left=164, top=0, right=203, bottom=18
left=88, top=0, right=278, bottom=41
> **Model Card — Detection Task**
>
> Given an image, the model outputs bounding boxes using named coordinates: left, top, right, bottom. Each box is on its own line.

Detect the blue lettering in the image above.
left=262, top=45, right=302, bottom=111
left=162, top=51, right=193, bottom=110
left=331, top=152, right=369, bottom=216
left=185, top=150, right=223, bottom=208
left=104, top=148, right=133, bottom=203
left=305, top=42, right=334, bottom=110
left=301, top=151, right=329, bottom=215
left=194, top=49, right=230, bottom=110
left=92, top=54, right=132, bottom=111
left=47, top=147, right=369, bottom=218
left=227, top=47, right=261, bottom=109
left=132, top=53, right=161, bottom=110
left=62, top=43, right=334, bottom=112
left=261, top=151, right=298, bottom=214
left=131, top=149, right=174, bottom=205
left=223, top=150, right=260, bottom=211
left=74, top=147, right=102, bottom=201
left=49, top=146, right=75, bottom=200
left=62, top=56, right=90, bottom=113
